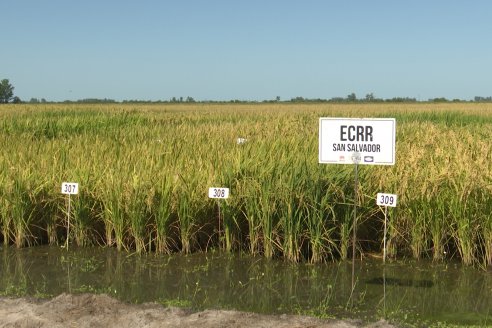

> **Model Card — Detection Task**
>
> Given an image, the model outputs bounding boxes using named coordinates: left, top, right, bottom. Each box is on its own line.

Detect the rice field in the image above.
left=1, top=102, right=492, bottom=267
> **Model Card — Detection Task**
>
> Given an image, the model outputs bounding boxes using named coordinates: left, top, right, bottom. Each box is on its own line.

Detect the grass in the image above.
left=0, top=103, right=492, bottom=267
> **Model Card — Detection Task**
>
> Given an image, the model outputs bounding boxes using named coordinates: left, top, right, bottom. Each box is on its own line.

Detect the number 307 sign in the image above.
left=61, top=182, right=79, bottom=195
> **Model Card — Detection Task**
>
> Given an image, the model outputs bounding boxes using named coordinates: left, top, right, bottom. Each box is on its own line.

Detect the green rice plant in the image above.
left=219, top=199, right=241, bottom=252
left=333, top=184, right=356, bottom=260
left=448, top=188, right=477, bottom=265
left=483, top=210, right=492, bottom=267
left=481, top=186, right=492, bottom=267
left=278, top=177, right=304, bottom=262
left=257, top=176, right=278, bottom=259
left=220, top=164, right=244, bottom=253
left=124, top=176, right=149, bottom=253
left=176, top=173, right=201, bottom=254
left=152, top=176, right=174, bottom=254
left=0, top=188, right=11, bottom=245
left=10, top=178, right=35, bottom=248
left=430, top=192, right=448, bottom=261
left=100, top=179, right=126, bottom=251
left=176, top=189, right=192, bottom=254
left=407, top=198, right=429, bottom=259
left=70, top=189, right=95, bottom=247
left=241, top=179, right=262, bottom=255
left=42, top=197, right=61, bottom=245
left=305, top=179, right=338, bottom=263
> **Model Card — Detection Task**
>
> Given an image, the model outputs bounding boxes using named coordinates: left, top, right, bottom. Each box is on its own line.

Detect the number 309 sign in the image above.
left=376, top=193, right=397, bottom=207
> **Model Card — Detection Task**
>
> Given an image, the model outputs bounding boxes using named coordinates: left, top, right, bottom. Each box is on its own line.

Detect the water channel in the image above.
left=0, top=245, right=490, bottom=326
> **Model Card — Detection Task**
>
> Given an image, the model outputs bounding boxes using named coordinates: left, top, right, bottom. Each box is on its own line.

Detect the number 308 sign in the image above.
left=208, top=187, right=229, bottom=199
left=376, top=193, right=397, bottom=207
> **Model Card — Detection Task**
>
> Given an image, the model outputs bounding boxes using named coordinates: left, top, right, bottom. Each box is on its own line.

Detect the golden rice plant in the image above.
left=1, top=103, right=492, bottom=267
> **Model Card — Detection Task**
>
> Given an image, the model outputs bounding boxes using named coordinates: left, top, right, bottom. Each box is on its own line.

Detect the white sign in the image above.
left=236, top=137, right=247, bottom=145
left=208, top=187, right=230, bottom=199
left=319, top=118, right=396, bottom=165
left=61, top=182, right=79, bottom=195
left=376, top=193, right=397, bottom=207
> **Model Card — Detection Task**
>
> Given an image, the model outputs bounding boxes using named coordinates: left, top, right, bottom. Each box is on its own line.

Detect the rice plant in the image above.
left=1, top=103, right=492, bottom=267
left=152, top=175, right=174, bottom=254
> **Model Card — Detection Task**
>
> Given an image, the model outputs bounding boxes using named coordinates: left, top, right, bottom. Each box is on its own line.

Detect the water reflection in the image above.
left=366, top=277, right=434, bottom=288
left=0, top=246, right=490, bottom=326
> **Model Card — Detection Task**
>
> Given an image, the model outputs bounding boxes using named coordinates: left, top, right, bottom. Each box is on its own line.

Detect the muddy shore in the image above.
left=0, top=293, right=398, bottom=328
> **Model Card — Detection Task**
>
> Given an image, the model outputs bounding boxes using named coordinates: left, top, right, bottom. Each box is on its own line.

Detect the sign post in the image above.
left=208, top=187, right=230, bottom=249
left=319, top=118, right=396, bottom=303
left=376, top=193, right=397, bottom=263
left=351, top=151, right=361, bottom=292
left=61, top=182, right=79, bottom=251
left=376, top=192, right=397, bottom=319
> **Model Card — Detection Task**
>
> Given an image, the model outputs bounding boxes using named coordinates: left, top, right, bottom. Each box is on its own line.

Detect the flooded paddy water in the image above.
left=0, top=245, right=491, bottom=327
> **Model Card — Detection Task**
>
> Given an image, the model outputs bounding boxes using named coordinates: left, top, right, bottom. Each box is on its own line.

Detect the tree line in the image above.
left=2, top=78, right=492, bottom=104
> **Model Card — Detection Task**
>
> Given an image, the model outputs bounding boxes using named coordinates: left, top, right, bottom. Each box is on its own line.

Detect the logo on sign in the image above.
left=364, top=156, right=374, bottom=163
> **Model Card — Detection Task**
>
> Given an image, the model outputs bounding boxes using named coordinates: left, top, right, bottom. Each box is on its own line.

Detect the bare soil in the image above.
left=0, top=293, right=398, bottom=328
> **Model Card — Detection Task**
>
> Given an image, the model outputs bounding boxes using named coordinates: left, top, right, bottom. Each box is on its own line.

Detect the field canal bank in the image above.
left=1, top=245, right=491, bottom=327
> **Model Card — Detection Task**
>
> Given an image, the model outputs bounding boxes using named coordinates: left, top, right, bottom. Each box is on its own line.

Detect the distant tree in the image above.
left=430, top=97, right=448, bottom=103
left=329, top=97, right=345, bottom=102
left=346, top=93, right=357, bottom=102
left=12, top=96, right=21, bottom=103
left=0, top=79, right=14, bottom=103
left=30, top=98, right=40, bottom=103
left=365, top=93, right=375, bottom=102
left=387, top=97, right=417, bottom=103
left=276, top=96, right=280, bottom=102
left=474, top=96, right=492, bottom=102
left=185, top=96, right=195, bottom=103
left=291, top=96, right=305, bottom=102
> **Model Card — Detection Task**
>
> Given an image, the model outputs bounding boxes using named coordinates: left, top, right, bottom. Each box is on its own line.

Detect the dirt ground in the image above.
left=0, top=293, right=398, bottom=328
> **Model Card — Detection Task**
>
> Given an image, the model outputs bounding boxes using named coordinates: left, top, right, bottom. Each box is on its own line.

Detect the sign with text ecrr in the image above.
left=319, top=118, right=396, bottom=165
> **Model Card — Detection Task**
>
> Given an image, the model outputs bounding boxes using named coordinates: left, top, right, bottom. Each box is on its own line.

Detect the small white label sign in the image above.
left=319, top=118, right=396, bottom=165
left=376, top=193, right=397, bottom=207
left=208, top=187, right=229, bottom=199
left=61, top=182, right=79, bottom=195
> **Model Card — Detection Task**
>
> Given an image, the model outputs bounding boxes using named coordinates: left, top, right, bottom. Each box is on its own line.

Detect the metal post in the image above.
left=383, top=264, right=386, bottom=318
left=351, top=151, right=360, bottom=293
left=66, top=194, right=71, bottom=251
left=383, top=205, right=388, bottom=263
left=218, top=200, right=222, bottom=249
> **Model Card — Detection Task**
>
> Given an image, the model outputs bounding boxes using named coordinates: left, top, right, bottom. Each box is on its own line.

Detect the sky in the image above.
left=2, top=1, right=492, bottom=102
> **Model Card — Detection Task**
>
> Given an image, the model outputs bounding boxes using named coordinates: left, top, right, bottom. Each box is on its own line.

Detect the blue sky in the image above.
left=2, top=1, right=492, bottom=101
